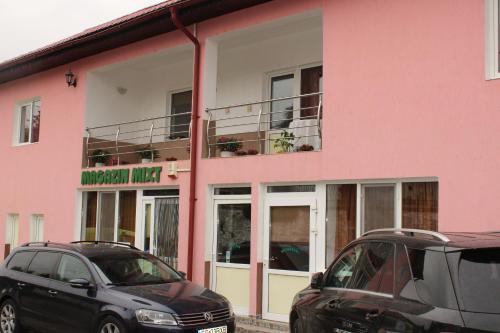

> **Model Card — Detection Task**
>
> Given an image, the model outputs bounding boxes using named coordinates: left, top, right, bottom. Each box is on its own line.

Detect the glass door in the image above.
left=212, top=200, right=251, bottom=315
left=263, top=196, right=317, bottom=322
left=361, top=184, right=396, bottom=233
left=140, top=196, right=179, bottom=269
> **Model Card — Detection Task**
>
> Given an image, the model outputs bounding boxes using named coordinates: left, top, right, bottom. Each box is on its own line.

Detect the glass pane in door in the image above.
left=362, top=185, right=395, bottom=232
left=154, top=198, right=179, bottom=269
left=99, top=192, right=116, bottom=241
left=270, top=74, right=294, bottom=129
left=143, top=203, right=152, bottom=252
left=269, top=206, right=309, bottom=272
left=216, top=204, right=251, bottom=264
left=82, top=192, right=97, bottom=240
left=118, top=191, right=136, bottom=245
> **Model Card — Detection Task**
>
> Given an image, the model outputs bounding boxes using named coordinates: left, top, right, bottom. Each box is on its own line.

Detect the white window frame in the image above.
left=486, top=0, right=500, bottom=79
left=5, top=214, right=19, bottom=248
left=14, top=99, right=41, bottom=146
left=166, top=87, right=192, bottom=140
left=30, top=214, right=44, bottom=242
left=264, top=62, right=323, bottom=131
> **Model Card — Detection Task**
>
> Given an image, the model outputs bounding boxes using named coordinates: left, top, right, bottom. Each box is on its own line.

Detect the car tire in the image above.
left=292, top=318, right=303, bottom=333
left=0, top=299, right=23, bottom=333
left=97, top=316, right=127, bottom=333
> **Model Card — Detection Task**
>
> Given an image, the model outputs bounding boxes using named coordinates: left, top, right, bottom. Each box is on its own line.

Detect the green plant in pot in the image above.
left=216, top=136, right=242, bottom=157
left=91, top=149, right=110, bottom=167
left=273, top=130, right=295, bottom=153
left=137, top=148, right=159, bottom=163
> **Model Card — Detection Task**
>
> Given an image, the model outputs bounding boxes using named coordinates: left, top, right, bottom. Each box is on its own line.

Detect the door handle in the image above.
left=365, top=309, right=381, bottom=320
left=48, top=290, right=58, bottom=297
left=17, top=282, right=26, bottom=288
left=327, top=298, right=341, bottom=309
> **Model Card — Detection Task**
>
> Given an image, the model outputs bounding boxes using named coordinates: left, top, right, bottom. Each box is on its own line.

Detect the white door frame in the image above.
left=262, top=193, right=318, bottom=322
left=211, top=198, right=251, bottom=315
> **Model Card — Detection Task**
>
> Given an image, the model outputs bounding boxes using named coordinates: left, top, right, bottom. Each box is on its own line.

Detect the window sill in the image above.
left=12, top=142, right=39, bottom=147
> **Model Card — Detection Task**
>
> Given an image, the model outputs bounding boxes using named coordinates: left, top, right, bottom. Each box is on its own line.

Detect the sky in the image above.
left=0, top=0, right=165, bottom=63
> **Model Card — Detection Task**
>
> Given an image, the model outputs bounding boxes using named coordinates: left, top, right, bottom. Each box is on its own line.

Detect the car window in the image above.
left=407, top=248, right=457, bottom=309
left=55, top=254, right=92, bottom=282
left=26, top=251, right=61, bottom=279
left=350, top=242, right=394, bottom=294
left=454, top=249, right=500, bottom=314
left=324, top=245, right=362, bottom=288
left=394, top=244, right=419, bottom=301
left=89, top=252, right=182, bottom=286
left=6, top=251, right=36, bottom=272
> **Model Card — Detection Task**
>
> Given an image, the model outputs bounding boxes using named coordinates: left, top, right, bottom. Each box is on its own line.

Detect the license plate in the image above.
left=198, top=326, right=227, bottom=333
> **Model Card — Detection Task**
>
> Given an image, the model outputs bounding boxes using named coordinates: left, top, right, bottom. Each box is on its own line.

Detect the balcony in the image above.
left=83, top=113, right=190, bottom=168
left=83, top=45, right=193, bottom=168
left=205, top=92, right=322, bottom=158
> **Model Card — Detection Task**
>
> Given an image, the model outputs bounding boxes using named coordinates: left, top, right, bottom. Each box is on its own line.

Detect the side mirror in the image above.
left=69, top=278, right=92, bottom=289
left=310, top=272, right=324, bottom=290
left=178, top=271, right=187, bottom=279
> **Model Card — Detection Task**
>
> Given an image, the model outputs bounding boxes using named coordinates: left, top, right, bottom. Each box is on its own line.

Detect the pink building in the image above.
left=1, top=0, right=499, bottom=322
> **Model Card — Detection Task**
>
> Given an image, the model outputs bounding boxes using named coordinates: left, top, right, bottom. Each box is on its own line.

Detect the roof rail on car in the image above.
left=70, top=240, right=140, bottom=250
left=22, top=241, right=52, bottom=247
left=362, top=228, right=450, bottom=243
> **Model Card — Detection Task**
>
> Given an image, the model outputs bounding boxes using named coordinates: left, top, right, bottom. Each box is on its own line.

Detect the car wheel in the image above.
left=292, top=318, right=303, bottom=333
left=98, top=316, right=127, bottom=333
left=0, top=300, right=22, bottom=333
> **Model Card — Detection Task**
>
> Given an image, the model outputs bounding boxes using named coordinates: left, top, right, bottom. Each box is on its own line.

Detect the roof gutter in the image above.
left=170, top=6, right=200, bottom=281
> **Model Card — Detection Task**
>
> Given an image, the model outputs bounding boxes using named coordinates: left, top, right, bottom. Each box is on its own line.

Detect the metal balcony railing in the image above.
left=84, top=112, right=191, bottom=168
left=205, top=92, right=322, bottom=158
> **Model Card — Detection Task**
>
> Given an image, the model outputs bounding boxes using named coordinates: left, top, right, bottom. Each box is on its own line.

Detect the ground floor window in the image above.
left=30, top=214, right=44, bottom=242
left=81, top=189, right=179, bottom=269
left=326, top=181, right=438, bottom=265
left=5, top=214, right=19, bottom=256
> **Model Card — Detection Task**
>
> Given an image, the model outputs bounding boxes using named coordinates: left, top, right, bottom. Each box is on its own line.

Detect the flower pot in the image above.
left=220, top=151, right=235, bottom=158
left=95, top=162, right=105, bottom=167
left=141, top=158, right=152, bottom=164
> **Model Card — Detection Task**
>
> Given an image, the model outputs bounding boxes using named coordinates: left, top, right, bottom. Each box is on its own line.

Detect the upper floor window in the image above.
left=486, top=0, right=500, bottom=79
left=16, top=100, right=41, bottom=144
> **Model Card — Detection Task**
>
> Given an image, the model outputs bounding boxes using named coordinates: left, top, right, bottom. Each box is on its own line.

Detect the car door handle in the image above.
left=327, top=298, right=341, bottom=308
left=17, top=282, right=26, bottom=288
left=365, top=309, right=381, bottom=320
left=48, top=290, right=58, bottom=297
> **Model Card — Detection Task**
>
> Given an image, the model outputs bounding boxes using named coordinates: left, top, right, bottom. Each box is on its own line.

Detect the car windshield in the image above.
left=89, top=252, right=182, bottom=286
left=456, top=249, right=500, bottom=314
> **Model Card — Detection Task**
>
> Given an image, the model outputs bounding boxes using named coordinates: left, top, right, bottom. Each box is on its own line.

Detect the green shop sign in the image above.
left=81, top=167, right=162, bottom=186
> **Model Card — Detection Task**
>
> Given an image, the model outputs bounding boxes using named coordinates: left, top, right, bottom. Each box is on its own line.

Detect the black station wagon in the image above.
left=0, top=241, right=234, bottom=333
left=290, top=228, right=500, bottom=333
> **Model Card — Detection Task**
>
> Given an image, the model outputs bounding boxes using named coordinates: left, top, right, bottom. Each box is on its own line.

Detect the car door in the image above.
left=319, top=242, right=395, bottom=332
left=302, top=244, right=363, bottom=333
left=46, top=253, right=101, bottom=333
left=19, top=250, right=62, bottom=332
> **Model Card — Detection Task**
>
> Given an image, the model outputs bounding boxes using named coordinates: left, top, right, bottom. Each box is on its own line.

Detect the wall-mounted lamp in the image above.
left=65, top=68, right=77, bottom=87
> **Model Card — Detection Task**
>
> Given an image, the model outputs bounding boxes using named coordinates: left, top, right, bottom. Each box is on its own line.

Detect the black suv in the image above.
left=290, top=229, right=500, bottom=333
left=0, top=241, right=235, bottom=333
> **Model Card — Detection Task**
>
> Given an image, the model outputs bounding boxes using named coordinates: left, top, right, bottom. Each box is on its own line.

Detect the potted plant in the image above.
left=91, top=149, right=110, bottom=167
left=216, top=136, right=242, bottom=157
left=273, top=130, right=295, bottom=153
left=137, top=148, right=159, bottom=163
left=297, top=144, right=314, bottom=152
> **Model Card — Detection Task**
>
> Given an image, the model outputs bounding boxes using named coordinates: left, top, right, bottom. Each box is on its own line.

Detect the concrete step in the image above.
left=236, top=316, right=289, bottom=333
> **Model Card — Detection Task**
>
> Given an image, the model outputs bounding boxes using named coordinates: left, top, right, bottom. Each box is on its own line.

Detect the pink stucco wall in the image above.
left=1, top=0, right=500, bottom=317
